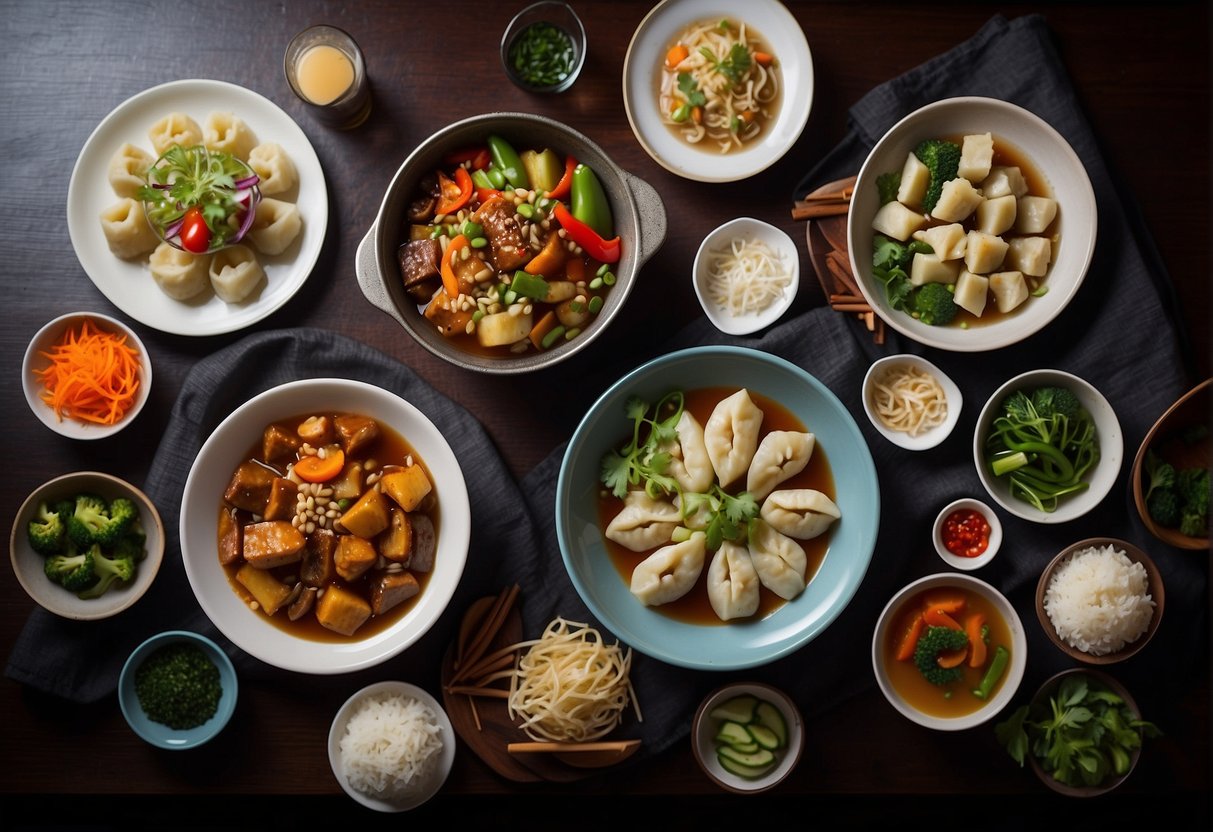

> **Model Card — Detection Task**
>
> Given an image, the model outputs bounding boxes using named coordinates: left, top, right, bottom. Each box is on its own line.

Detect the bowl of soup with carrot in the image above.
left=872, top=572, right=1027, bottom=730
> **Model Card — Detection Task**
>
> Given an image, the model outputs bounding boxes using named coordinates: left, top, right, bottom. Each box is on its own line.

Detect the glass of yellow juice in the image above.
left=284, top=25, right=372, bottom=129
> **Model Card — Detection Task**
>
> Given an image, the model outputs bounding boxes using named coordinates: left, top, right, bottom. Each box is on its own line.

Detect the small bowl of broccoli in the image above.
left=9, top=471, right=165, bottom=620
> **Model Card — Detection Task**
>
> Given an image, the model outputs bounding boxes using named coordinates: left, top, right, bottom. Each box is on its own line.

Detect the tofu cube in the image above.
left=964, top=231, right=1010, bottom=275
left=897, top=152, right=930, bottom=209
left=872, top=200, right=927, bottom=241
left=958, top=133, right=994, bottom=182
left=981, top=166, right=1029, bottom=199
left=953, top=271, right=990, bottom=317
left=929, top=178, right=983, bottom=222
left=337, top=488, right=390, bottom=538
left=912, top=223, right=967, bottom=261
left=976, top=194, right=1017, bottom=236
left=989, top=271, right=1030, bottom=313
left=380, top=465, right=433, bottom=512
left=909, top=252, right=962, bottom=286
left=1005, top=237, right=1053, bottom=276
left=1015, top=196, right=1058, bottom=233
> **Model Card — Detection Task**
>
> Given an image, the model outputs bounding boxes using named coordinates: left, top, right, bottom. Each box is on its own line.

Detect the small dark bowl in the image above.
left=1036, top=537, right=1164, bottom=664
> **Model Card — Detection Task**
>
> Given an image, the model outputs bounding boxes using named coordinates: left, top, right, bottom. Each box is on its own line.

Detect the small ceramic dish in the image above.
left=328, top=681, right=456, bottom=812
left=9, top=471, right=165, bottom=620
left=692, top=681, right=804, bottom=794
left=861, top=354, right=962, bottom=451
left=500, top=1, right=586, bottom=93
left=1130, top=378, right=1211, bottom=550
left=974, top=368, right=1122, bottom=524
left=118, top=630, right=238, bottom=750
left=692, top=217, right=800, bottom=335
left=22, top=311, right=152, bottom=440
left=1035, top=537, right=1164, bottom=665
left=933, top=498, right=1002, bottom=570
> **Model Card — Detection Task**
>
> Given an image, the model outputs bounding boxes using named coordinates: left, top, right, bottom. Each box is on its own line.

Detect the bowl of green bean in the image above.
left=501, top=1, right=586, bottom=93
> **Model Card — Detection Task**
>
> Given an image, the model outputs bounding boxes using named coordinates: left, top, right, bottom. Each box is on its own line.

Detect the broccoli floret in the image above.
left=912, top=282, right=958, bottom=326
left=1177, top=467, right=1210, bottom=515
left=44, top=546, right=98, bottom=593
left=112, top=531, right=147, bottom=562
left=27, top=501, right=67, bottom=556
left=76, top=545, right=135, bottom=600
left=876, top=171, right=901, bottom=205
left=1144, top=450, right=1177, bottom=501
left=1181, top=424, right=1210, bottom=445
left=1179, top=511, right=1207, bottom=538
left=981, top=624, right=990, bottom=644
left=67, top=494, right=111, bottom=547
left=1031, top=386, right=1082, bottom=421
left=913, top=139, right=961, bottom=213
left=1147, top=488, right=1181, bottom=527
left=97, top=497, right=138, bottom=547
left=913, top=625, right=970, bottom=686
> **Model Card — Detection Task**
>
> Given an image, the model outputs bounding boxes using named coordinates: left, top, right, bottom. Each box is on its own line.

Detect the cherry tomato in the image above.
left=179, top=206, right=211, bottom=254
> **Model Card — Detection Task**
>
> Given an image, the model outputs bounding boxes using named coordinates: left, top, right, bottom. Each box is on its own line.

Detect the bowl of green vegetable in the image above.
left=119, top=630, right=238, bottom=750
left=974, top=368, right=1122, bottom=524
left=500, top=1, right=586, bottom=93
left=995, top=668, right=1159, bottom=797
left=692, top=682, right=804, bottom=793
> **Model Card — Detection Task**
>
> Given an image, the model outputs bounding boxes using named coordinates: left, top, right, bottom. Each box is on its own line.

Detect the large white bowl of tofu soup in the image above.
left=847, top=96, right=1096, bottom=352
left=180, top=378, right=470, bottom=674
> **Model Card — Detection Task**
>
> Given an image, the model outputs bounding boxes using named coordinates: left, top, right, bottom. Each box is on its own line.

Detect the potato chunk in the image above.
left=871, top=201, right=926, bottom=241
left=909, top=252, right=962, bottom=286
left=242, top=521, right=306, bottom=568
left=338, top=488, right=390, bottom=538
left=477, top=310, right=532, bottom=347
left=953, top=271, right=990, bottom=317
left=315, top=584, right=372, bottom=636
left=896, top=152, right=930, bottom=209
left=236, top=563, right=292, bottom=615
left=930, top=178, right=983, bottom=222
left=380, top=465, right=433, bottom=512
left=335, top=534, right=378, bottom=582
left=1014, top=196, right=1058, bottom=234
left=912, top=223, right=966, bottom=261
left=958, top=133, right=994, bottom=183
left=981, top=166, right=1029, bottom=199
left=976, top=194, right=1017, bottom=236
left=964, top=231, right=1009, bottom=275
left=990, top=271, right=1030, bottom=313
left=379, top=508, right=413, bottom=563
left=1005, top=236, right=1052, bottom=277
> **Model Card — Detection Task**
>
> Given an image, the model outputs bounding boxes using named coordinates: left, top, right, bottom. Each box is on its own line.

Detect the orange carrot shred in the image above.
left=35, top=318, right=142, bottom=426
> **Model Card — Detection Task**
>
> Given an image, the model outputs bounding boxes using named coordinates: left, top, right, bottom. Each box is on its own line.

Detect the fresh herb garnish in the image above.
left=699, top=43, right=752, bottom=85
left=138, top=144, right=259, bottom=252
left=599, top=391, right=760, bottom=550
left=676, top=72, right=706, bottom=107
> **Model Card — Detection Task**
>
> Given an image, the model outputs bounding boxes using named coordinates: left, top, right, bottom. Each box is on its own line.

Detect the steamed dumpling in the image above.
left=660, top=410, right=714, bottom=494
left=107, top=143, right=154, bottom=198
left=760, top=489, right=841, bottom=540
left=704, top=389, right=764, bottom=488
left=248, top=197, right=302, bottom=255
left=149, top=112, right=202, bottom=156
left=604, top=491, right=679, bottom=552
left=99, top=198, right=158, bottom=259
left=148, top=242, right=210, bottom=300
left=630, top=532, right=706, bottom=606
left=248, top=142, right=297, bottom=196
left=748, top=520, right=807, bottom=600
left=203, top=112, right=258, bottom=161
left=746, top=430, right=816, bottom=501
left=208, top=244, right=264, bottom=303
left=707, top=540, right=760, bottom=621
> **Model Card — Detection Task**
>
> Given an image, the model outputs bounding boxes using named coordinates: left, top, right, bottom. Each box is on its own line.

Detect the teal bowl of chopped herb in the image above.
left=501, top=1, right=586, bottom=93
left=119, top=630, right=237, bottom=750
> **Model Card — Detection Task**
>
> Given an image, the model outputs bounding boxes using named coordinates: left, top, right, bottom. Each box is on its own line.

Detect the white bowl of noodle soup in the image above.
left=622, top=0, right=813, bottom=182
left=861, top=354, right=962, bottom=451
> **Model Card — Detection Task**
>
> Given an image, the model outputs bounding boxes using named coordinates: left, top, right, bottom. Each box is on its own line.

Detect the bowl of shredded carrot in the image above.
left=22, top=312, right=152, bottom=439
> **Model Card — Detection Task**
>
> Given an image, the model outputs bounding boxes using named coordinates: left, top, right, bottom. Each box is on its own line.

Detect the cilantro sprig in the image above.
left=699, top=42, right=753, bottom=85
left=599, top=391, right=760, bottom=550
left=137, top=144, right=259, bottom=251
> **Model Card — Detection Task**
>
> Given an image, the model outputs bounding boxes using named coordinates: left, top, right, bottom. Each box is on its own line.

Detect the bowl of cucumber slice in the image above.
left=691, top=682, right=804, bottom=794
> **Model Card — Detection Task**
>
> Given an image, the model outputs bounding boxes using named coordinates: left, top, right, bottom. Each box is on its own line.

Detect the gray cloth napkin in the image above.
left=7, top=13, right=1205, bottom=766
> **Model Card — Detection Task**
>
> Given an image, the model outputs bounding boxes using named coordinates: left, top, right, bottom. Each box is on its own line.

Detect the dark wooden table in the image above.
left=2, top=1, right=1208, bottom=825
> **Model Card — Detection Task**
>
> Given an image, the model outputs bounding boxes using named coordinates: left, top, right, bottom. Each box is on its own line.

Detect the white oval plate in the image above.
left=66, top=79, right=328, bottom=336
left=622, top=0, right=813, bottom=183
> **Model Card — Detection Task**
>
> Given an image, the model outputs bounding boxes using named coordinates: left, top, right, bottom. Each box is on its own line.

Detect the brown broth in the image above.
left=881, top=587, right=1013, bottom=718
left=219, top=412, right=439, bottom=643
left=597, top=387, right=835, bottom=626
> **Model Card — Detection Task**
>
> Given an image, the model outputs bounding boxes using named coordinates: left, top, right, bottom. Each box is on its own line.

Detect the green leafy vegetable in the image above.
left=138, top=144, right=259, bottom=252
left=699, top=43, right=752, bottom=84
left=676, top=72, right=707, bottom=108
left=1141, top=448, right=1208, bottom=536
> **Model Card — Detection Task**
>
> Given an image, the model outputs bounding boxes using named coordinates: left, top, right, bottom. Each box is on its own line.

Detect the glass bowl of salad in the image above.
left=139, top=144, right=262, bottom=255
left=500, top=1, right=586, bottom=93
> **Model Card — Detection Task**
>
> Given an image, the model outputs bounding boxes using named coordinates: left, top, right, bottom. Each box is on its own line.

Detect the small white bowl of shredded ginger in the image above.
left=693, top=217, right=799, bottom=336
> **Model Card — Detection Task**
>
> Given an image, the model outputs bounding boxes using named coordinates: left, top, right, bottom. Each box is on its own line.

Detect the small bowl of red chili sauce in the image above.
left=933, top=498, right=1001, bottom=571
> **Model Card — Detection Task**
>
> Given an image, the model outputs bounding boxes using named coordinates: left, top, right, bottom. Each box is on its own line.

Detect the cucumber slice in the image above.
left=754, top=701, right=788, bottom=748
left=746, top=723, right=780, bottom=751
left=715, top=720, right=754, bottom=748
left=718, top=752, right=776, bottom=780
left=717, top=744, right=775, bottom=768
left=708, top=694, right=758, bottom=724
left=716, top=739, right=759, bottom=754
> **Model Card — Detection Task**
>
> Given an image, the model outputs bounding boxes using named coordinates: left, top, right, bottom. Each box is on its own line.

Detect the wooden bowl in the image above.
left=1036, top=538, right=1164, bottom=664
left=1130, top=378, right=1211, bottom=550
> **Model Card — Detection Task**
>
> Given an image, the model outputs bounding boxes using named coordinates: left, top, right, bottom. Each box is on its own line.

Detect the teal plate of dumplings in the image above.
left=556, top=346, right=880, bottom=670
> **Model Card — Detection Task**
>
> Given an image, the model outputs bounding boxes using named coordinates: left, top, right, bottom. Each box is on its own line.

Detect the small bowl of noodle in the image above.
left=862, top=354, right=962, bottom=451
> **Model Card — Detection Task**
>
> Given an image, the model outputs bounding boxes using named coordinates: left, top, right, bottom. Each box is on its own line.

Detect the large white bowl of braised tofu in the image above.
left=847, top=96, right=1096, bottom=352
left=180, top=378, right=471, bottom=674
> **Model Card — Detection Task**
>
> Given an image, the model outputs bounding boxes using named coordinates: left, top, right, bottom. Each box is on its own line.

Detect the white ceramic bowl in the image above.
left=179, top=379, right=471, bottom=674
left=693, top=217, right=800, bottom=335
left=847, top=96, right=1097, bottom=352
left=9, top=471, right=165, bottom=620
left=22, top=311, right=152, bottom=440
left=861, top=354, right=961, bottom=451
left=932, top=498, right=1002, bottom=571
left=974, top=369, right=1122, bottom=524
left=328, top=681, right=456, bottom=812
left=692, top=681, right=804, bottom=793
left=872, top=572, right=1027, bottom=731
left=622, top=0, right=813, bottom=182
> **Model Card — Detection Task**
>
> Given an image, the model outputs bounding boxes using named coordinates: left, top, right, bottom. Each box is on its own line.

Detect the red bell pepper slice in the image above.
left=475, top=186, right=501, bottom=204
left=443, top=147, right=492, bottom=170
left=436, top=167, right=474, bottom=215
left=552, top=201, right=621, bottom=264
left=545, top=155, right=577, bottom=200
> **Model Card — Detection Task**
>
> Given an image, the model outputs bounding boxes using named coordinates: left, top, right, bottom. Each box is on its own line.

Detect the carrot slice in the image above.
left=528, top=311, right=559, bottom=350
left=921, top=593, right=967, bottom=615
left=440, top=234, right=470, bottom=297
left=754, top=51, right=774, bottom=66
left=35, top=318, right=142, bottom=426
left=936, top=647, right=968, bottom=669
left=666, top=43, right=689, bottom=69
left=923, top=607, right=962, bottom=630
left=895, top=613, right=925, bottom=662
left=965, top=613, right=988, bottom=668
left=294, top=449, right=345, bottom=483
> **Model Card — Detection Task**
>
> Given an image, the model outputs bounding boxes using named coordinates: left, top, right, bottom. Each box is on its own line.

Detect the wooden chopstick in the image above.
left=507, top=740, right=641, bottom=755
left=445, top=685, right=510, bottom=699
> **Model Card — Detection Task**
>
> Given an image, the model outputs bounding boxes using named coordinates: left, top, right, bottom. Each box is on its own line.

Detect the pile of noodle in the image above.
left=869, top=363, right=949, bottom=437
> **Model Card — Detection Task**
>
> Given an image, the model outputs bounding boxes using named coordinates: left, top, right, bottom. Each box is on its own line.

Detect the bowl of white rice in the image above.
left=1036, top=538, right=1164, bottom=664
left=328, top=681, right=456, bottom=812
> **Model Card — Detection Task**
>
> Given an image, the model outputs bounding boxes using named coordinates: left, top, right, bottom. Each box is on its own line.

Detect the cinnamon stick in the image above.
left=833, top=302, right=872, bottom=313
left=452, top=583, right=519, bottom=683
left=829, top=293, right=862, bottom=305
left=791, top=201, right=850, bottom=221
left=445, top=685, right=511, bottom=699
